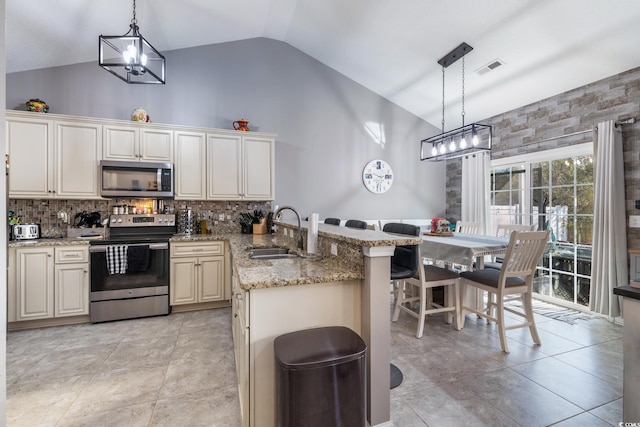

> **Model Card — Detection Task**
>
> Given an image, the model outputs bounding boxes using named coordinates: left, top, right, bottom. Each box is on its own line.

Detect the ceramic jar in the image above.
left=131, top=107, right=150, bottom=122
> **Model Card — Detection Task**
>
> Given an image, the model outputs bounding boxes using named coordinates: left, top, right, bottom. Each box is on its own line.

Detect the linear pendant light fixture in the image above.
left=98, top=0, right=166, bottom=84
left=420, top=42, right=492, bottom=161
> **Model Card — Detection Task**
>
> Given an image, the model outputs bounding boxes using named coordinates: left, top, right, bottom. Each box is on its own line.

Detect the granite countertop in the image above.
left=613, top=285, right=640, bottom=300
left=275, top=219, right=423, bottom=247
left=171, top=223, right=420, bottom=291
left=171, top=232, right=363, bottom=290
left=12, top=225, right=416, bottom=292
left=8, top=238, right=93, bottom=248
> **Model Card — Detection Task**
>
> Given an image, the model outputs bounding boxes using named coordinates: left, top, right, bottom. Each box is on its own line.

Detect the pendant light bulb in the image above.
left=439, top=143, right=447, bottom=154
left=449, top=139, right=456, bottom=152
left=431, top=145, right=438, bottom=156
left=140, top=53, right=148, bottom=66
left=460, top=136, right=467, bottom=149
left=472, top=126, right=479, bottom=146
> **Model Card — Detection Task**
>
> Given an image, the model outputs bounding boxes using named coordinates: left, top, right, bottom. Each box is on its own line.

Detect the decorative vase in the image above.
left=26, top=99, right=48, bottom=113
left=233, top=119, right=250, bottom=131
left=131, top=107, right=150, bottom=122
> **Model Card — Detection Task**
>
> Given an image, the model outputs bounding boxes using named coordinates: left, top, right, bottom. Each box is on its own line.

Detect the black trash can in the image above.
left=274, top=326, right=367, bottom=427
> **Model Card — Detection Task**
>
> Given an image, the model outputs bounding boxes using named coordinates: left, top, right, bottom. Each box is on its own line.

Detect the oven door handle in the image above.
left=89, top=242, right=168, bottom=253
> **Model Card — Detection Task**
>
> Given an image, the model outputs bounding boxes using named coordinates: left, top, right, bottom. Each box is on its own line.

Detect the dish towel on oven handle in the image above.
left=106, top=245, right=128, bottom=274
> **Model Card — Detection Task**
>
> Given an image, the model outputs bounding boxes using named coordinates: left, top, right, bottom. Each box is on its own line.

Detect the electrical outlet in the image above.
left=219, top=214, right=225, bottom=221
left=331, top=243, right=338, bottom=256
left=631, top=215, right=640, bottom=228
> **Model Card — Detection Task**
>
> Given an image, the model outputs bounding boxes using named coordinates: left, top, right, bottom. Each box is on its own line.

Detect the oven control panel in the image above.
left=109, top=214, right=176, bottom=227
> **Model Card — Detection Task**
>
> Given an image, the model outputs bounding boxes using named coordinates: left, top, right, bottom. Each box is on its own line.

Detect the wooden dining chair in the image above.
left=459, top=230, right=550, bottom=353
left=392, top=246, right=461, bottom=338
left=486, top=223, right=535, bottom=269
left=454, top=221, right=480, bottom=235
left=324, top=217, right=341, bottom=225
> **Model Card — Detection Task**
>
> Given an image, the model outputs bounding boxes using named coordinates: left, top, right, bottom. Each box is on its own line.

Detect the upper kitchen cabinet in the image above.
left=174, top=130, right=207, bottom=200
left=103, top=124, right=173, bottom=163
left=207, top=133, right=275, bottom=200
left=7, top=112, right=102, bottom=199
left=6, top=115, right=53, bottom=198
left=55, top=120, right=102, bottom=199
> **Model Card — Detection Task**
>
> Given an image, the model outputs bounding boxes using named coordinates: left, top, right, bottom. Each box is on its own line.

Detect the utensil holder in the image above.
left=253, top=219, right=268, bottom=235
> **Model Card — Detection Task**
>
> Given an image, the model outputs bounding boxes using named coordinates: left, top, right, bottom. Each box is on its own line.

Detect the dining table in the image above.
left=420, top=232, right=511, bottom=319
left=420, top=232, right=510, bottom=270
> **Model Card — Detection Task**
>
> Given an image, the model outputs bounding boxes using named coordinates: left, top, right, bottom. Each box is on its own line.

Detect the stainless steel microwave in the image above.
left=100, top=160, right=174, bottom=198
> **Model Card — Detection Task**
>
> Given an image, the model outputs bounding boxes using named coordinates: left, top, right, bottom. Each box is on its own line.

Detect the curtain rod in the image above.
left=524, top=129, right=592, bottom=146
left=524, top=117, right=636, bottom=146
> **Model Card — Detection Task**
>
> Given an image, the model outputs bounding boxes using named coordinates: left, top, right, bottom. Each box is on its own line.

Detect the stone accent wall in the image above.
left=8, top=198, right=273, bottom=238
left=446, top=66, right=640, bottom=248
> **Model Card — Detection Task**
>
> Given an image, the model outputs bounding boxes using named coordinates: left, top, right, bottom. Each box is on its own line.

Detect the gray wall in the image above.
left=446, top=66, right=640, bottom=248
left=7, top=37, right=445, bottom=222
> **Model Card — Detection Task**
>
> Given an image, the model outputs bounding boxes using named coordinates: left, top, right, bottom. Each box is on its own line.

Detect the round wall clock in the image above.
left=362, top=159, right=393, bottom=194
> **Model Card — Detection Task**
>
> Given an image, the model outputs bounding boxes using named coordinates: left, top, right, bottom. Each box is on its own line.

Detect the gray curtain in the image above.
left=590, top=120, right=627, bottom=319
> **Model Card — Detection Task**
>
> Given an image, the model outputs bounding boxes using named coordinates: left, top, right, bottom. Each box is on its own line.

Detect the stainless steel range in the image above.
left=89, top=213, right=176, bottom=323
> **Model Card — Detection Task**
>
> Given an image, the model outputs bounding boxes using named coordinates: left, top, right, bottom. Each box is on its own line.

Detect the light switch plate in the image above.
left=630, top=215, right=640, bottom=228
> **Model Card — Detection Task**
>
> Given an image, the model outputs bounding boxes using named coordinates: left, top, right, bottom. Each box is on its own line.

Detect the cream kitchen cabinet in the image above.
left=7, top=115, right=52, bottom=198
left=10, top=245, right=89, bottom=322
left=232, top=267, right=250, bottom=426
left=174, top=130, right=207, bottom=200
left=55, top=120, right=102, bottom=199
left=170, top=241, right=226, bottom=305
left=7, top=112, right=102, bottom=199
left=207, top=133, right=275, bottom=200
left=103, top=124, right=173, bottom=162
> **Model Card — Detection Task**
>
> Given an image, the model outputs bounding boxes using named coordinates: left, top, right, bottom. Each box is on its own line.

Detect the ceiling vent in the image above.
left=475, top=59, right=504, bottom=76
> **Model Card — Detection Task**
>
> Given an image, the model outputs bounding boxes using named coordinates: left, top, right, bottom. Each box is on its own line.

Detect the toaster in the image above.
left=12, top=224, right=40, bottom=240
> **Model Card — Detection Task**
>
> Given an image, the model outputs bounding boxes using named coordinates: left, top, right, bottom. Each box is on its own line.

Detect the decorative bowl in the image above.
left=26, top=99, right=48, bottom=113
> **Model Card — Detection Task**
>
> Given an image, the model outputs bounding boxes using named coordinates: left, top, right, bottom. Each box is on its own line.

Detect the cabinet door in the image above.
left=103, top=124, right=139, bottom=161
left=56, top=121, right=102, bottom=199
left=7, top=117, right=53, bottom=197
left=199, top=256, right=224, bottom=302
left=243, top=136, right=275, bottom=200
left=55, top=263, right=89, bottom=317
left=16, top=247, right=54, bottom=321
left=207, top=133, right=242, bottom=200
left=140, top=128, right=173, bottom=162
left=170, top=257, right=198, bottom=305
left=174, top=131, right=206, bottom=200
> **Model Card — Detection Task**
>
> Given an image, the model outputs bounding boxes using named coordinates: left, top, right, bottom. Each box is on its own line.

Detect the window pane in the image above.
left=577, top=277, right=591, bottom=306
left=576, top=186, right=594, bottom=215
left=552, top=272, right=575, bottom=303
left=551, top=158, right=575, bottom=186
left=492, top=168, right=511, bottom=191
left=531, top=162, right=549, bottom=187
left=494, top=191, right=511, bottom=206
left=576, top=155, right=594, bottom=185
left=576, top=216, right=593, bottom=245
left=551, top=187, right=575, bottom=214
left=531, top=188, right=549, bottom=217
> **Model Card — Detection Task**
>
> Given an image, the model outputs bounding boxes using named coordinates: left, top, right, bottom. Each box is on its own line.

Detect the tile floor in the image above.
left=6, top=301, right=624, bottom=426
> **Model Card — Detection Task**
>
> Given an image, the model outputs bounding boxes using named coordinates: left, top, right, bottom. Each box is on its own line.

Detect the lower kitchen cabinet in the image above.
left=9, top=245, right=89, bottom=322
left=231, top=276, right=361, bottom=427
left=170, top=241, right=226, bottom=306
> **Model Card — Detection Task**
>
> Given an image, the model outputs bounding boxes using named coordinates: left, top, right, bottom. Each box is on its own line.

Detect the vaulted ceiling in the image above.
left=7, top=0, right=640, bottom=128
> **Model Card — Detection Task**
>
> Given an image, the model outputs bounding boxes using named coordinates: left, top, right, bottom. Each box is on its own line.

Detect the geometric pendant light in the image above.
left=98, top=0, right=166, bottom=84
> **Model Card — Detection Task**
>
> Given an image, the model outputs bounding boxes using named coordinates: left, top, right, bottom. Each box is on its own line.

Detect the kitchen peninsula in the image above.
left=209, top=221, right=421, bottom=427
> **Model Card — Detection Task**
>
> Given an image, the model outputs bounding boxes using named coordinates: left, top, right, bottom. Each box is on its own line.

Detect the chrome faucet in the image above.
left=274, top=205, right=304, bottom=251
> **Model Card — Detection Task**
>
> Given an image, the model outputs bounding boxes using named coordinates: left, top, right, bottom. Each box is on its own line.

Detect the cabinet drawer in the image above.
left=171, top=241, right=224, bottom=257
left=55, top=246, right=89, bottom=263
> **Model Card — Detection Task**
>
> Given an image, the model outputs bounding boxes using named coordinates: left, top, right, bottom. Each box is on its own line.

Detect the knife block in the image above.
left=253, top=219, right=268, bottom=235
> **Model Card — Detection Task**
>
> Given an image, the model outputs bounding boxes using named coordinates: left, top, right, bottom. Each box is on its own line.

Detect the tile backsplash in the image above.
left=8, top=198, right=273, bottom=237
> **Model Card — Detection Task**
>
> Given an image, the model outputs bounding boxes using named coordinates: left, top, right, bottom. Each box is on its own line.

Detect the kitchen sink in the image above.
left=248, top=247, right=301, bottom=260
